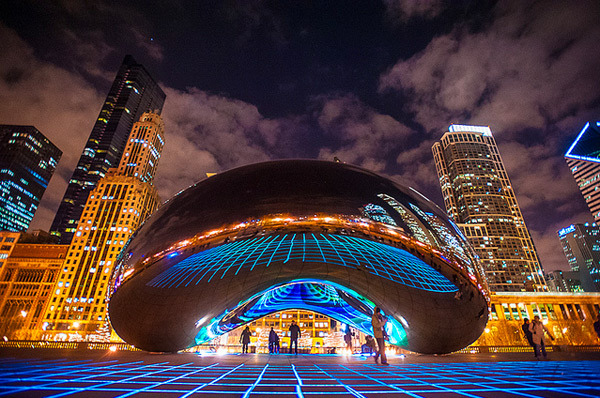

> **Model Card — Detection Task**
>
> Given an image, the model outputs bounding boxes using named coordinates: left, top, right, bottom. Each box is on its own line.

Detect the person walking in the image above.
left=371, top=307, right=389, bottom=365
left=528, top=315, right=554, bottom=360
left=240, top=326, right=251, bottom=354
left=521, top=318, right=535, bottom=348
left=289, top=320, right=301, bottom=354
left=269, top=327, right=280, bottom=354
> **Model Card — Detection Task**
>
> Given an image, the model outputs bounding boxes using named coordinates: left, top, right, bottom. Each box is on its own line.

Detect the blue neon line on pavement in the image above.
left=1, top=358, right=598, bottom=397
left=241, top=364, right=269, bottom=398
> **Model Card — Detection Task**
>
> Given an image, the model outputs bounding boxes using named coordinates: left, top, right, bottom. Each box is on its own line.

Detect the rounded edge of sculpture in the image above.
left=108, top=159, right=490, bottom=354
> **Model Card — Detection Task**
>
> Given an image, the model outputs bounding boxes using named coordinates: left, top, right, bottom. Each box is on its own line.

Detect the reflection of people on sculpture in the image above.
left=289, top=320, right=301, bottom=354
left=269, top=327, right=280, bottom=353
left=240, top=326, right=251, bottom=354
left=344, top=326, right=354, bottom=352
left=371, top=307, right=389, bottom=365
left=362, top=335, right=377, bottom=355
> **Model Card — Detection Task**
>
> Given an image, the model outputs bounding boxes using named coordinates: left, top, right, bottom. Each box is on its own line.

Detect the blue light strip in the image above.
left=148, top=234, right=457, bottom=293
left=1, top=359, right=599, bottom=396
left=564, top=121, right=600, bottom=164
left=241, top=364, right=268, bottom=398
left=314, top=364, right=367, bottom=398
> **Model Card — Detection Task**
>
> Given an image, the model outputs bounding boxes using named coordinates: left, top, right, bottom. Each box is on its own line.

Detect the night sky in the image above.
left=1, top=1, right=599, bottom=272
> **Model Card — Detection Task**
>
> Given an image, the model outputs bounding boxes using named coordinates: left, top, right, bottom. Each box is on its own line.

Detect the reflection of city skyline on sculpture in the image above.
left=109, top=160, right=489, bottom=354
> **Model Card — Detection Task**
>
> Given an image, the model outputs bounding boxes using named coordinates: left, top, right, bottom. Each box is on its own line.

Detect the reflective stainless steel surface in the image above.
left=109, top=160, right=489, bottom=353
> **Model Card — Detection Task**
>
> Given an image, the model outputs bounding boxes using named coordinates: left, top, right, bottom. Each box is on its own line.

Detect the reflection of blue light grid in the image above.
left=195, top=282, right=407, bottom=346
left=148, top=234, right=457, bottom=292
left=1, top=358, right=599, bottom=397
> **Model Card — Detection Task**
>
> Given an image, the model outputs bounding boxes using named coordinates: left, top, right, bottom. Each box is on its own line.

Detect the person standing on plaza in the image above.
left=289, top=320, right=301, bottom=354
left=240, top=326, right=251, bottom=354
left=594, top=313, right=600, bottom=340
left=528, top=315, right=554, bottom=359
left=371, top=307, right=389, bottom=365
left=521, top=318, right=535, bottom=348
left=269, top=327, right=280, bottom=354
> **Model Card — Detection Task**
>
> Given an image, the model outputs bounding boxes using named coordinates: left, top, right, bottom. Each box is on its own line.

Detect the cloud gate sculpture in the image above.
left=108, top=160, right=489, bottom=354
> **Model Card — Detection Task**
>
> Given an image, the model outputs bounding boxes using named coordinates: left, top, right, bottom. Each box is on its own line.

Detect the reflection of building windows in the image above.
left=360, top=203, right=396, bottom=226
left=377, top=194, right=431, bottom=246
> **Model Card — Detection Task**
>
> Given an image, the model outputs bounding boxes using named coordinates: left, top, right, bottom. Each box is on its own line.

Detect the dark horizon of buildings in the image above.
left=49, top=55, right=165, bottom=244
left=0, top=125, right=62, bottom=232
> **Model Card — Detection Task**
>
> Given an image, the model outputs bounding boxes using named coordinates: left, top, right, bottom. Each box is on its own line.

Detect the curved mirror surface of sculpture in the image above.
left=108, top=160, right=489, bottom=354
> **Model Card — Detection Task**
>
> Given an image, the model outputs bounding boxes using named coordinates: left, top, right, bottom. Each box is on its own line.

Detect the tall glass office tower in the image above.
left=565, top=122, right=600, bottom=222
left=432, top=124, right=547, bottom=292
left=50, top=55, right=165, bottom=244
left=0, top=125, right=62, bottom=232
left=558, top=223, right=600, bottom=292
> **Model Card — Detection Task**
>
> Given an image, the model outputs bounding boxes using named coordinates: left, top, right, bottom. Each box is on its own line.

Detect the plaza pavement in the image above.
left=1, top=348, right=599, bottom=397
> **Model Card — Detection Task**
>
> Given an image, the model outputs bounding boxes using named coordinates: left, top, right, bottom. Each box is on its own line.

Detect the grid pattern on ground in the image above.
left=148, top=233, right=457, bottom=292
left=1, top=357, right=598, bottom=397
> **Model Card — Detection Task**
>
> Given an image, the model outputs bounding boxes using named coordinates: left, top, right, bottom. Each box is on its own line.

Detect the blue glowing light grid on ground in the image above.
left=148, top=233, right=457, bottom=292
left=1, top=357, right=599, bottom=397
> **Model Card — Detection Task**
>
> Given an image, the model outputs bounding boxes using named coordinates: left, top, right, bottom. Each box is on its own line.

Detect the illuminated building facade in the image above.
left=51, top=55, right=165, bottom=244
left=0, top=234, right=67, bottom=340
left=219, top=310, right=342, bottom=353
left=475, top=292, right=600, bottom=347
left=42, top=113, right=164, bottom=341
left=109, top=160, right=489, bottom=354
left=558, top=223, right=600, bottom=292
left=565, top=122, right=600, bottom=222
left=0, top=125, right=61, bottom=232
left=432, top=125, right=546, bottom=292
left=0, top=231, right=20, bottom=270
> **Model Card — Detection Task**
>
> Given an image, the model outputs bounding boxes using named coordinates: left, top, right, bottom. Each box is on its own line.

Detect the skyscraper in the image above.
left=432, top=124, right=546, bottom=292
left=41, top=112, right=164, bottom=341
left=565, top=122, right=600, bottom=222
left=50, top=55, right=165, bottom=244
left=558, top=223, right=600, bottom=292
left=0, top=125, right=62, bottom=232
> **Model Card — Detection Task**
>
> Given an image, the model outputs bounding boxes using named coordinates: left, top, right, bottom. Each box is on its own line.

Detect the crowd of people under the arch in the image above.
left=238, top=308, right=391, bottom=365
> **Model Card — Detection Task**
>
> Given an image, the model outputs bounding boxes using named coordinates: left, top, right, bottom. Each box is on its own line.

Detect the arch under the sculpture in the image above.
left=193, top=279, right=408, bottom=347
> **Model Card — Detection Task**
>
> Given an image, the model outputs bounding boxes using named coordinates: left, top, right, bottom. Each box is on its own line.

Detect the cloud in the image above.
left=379, top=1, right=600, bottom=133
left=315, top=94, right=414, bottom=172
left=155, top=87, right=288, bottom=199
left=383, top=0, right=444, bottom=21
left=378, top=1, right=600, bottom=271
left=59, top=28, right=115, bottom=81
left=130, top=27, right=164, bottom=61
left=2, top=19, right=417, bottom=233
left=0, top=24, right=104, bottom=231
